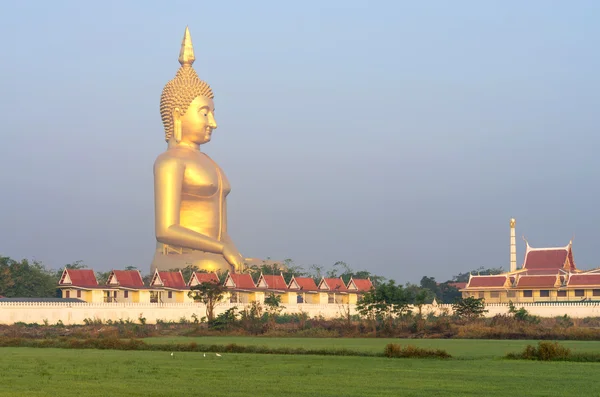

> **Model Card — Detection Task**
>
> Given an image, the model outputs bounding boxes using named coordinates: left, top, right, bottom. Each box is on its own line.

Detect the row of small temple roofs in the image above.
left=58, top=268, right=373, bottom=293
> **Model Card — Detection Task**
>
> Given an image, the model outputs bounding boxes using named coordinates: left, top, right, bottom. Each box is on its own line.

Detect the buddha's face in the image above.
left=175, top=95, right=218, bottom=145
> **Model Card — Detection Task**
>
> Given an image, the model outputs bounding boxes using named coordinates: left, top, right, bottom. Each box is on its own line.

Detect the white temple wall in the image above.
left=2, top=302, right=600, bottom=325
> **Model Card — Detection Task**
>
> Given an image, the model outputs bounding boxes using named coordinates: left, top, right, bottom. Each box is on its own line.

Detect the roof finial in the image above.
left=178, top=26, right=195, bottom=67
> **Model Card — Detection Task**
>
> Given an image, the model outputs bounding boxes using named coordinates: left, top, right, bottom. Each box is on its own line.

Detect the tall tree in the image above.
left=0, top=257, right=57, bottom=298
left=188, top=281, right=226, bottom=322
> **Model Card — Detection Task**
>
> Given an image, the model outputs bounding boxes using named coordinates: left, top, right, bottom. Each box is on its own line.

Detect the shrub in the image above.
left=384, top=343, right=451, bottom=359
left=507, top=341, right=571, bottom=361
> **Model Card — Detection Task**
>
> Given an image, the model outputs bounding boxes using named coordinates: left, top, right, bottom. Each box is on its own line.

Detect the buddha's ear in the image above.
left=172, top=107, right=182, bottom=143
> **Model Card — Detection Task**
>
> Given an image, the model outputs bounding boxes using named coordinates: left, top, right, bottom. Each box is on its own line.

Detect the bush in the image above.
left=507, top=341, right=571, bottom=361
left=384, top=343, right=451, bottom=359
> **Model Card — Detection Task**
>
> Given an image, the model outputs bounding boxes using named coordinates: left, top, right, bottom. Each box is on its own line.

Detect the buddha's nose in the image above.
left=209, top=113, right=218, bottom=129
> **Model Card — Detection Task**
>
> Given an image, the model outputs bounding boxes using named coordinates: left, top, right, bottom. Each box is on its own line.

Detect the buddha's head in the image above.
left=160, top=27, right=218, bottom=146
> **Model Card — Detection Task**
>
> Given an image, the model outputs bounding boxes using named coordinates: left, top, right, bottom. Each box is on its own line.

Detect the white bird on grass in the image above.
left=216, top=353, right=222, bottom=357
left=171, top=352, right=174, bottom=358
left=203, top=353, right=206, bottom=357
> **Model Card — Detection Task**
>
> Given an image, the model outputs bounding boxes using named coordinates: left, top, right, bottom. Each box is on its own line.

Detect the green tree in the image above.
left=356, top=280, right=412, bottom=332
left=438, top=282, right=462, bottom=304
left=0, top=256, right=57, bottom=298
left=452, top=296, right=487, bottom=319
left=188, top=281, right=226, bottom=322
left=264, top=292, right=284, bottom=326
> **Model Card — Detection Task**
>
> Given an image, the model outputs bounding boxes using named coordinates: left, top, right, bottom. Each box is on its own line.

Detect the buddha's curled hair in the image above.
left=160, top=65, right=214, bottom=142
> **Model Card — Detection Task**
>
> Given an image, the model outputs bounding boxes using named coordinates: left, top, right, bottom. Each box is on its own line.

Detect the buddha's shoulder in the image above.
left=154, top=151, right=186, bottom=169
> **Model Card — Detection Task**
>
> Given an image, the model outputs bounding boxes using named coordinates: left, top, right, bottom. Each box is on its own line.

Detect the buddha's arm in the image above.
left=220, top=199, right=244, bottom=271
left=154, top=156, right=224, bottom=254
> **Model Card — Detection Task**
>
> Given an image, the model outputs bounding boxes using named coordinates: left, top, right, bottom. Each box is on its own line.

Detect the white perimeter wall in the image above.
left=2, top=302, right=600, bottom=325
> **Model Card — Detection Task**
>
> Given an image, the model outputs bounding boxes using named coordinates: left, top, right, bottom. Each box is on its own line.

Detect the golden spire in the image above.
left=178, top=26, right=195, bottom=67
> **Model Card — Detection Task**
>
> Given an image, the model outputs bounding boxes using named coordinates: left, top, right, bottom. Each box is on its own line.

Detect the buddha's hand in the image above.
left=223, top=244, right=244, bottom=272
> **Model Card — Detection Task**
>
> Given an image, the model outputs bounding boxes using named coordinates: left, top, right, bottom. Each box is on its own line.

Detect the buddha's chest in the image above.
left=182, top=156, right=231, bottom=198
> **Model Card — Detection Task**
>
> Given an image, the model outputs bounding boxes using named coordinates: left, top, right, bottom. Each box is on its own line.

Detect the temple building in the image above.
left=105, top=270, right=147, bottom=303
left=56, top=268, right=373, bottom=306
left=461, top=219, right=600, bottom=303
left=58, top=269, right=103, bottom=302
left=288, top=276, right=320, bottom=303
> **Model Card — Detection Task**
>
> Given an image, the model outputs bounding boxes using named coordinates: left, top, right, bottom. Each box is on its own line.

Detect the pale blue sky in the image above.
left=0, top=0, right=598, bottom=282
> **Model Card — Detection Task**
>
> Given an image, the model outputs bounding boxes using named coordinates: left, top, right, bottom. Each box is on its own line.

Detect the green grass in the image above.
left=142, top=336, right=600, bottom=359
left=2, top=347, right=600, bottom=396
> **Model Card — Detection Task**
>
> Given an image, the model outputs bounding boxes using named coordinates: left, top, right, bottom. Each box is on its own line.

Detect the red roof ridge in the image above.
left=59, top=268, right=98, bottom=287
left=318, top=277, right=348, bottom=292
left=288, top=276, right=318, bottom=291
left=188, top=272, right=220, bottom=286
left=224, top=272, right=256, bottom=290
left=107, top=269, right=145, bottom=288
left=347, top=277, right=373, bottom=292
left=151, top=270, right=187, bottom=289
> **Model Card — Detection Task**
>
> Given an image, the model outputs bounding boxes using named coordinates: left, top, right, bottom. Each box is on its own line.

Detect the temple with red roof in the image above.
left=318, top=277, right=349, bottom=304
left=53, top=267, right=385, bottom=307
left=149, top=270, right=188, bottom=303
left=223, top=272, right=258, bottom=303
left=58, top=268, right=102, bottom=302
left=288, top=276, right=319, bottom=303
left=105, top=269, right=147, bottom=303
left=256, top=273, right=297, bottom=304
left=346, top=278, right=374, bottom=303
left=460, top=238, right=600, bottom=303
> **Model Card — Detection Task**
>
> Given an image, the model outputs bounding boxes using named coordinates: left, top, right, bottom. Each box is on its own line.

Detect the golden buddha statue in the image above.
left=151, top=27, right=245, bottom=274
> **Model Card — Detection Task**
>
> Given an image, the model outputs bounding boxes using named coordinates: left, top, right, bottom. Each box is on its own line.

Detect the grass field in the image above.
left=143, top=336, right=600, bottom=359
left=2, top=338, right=600, bottom=396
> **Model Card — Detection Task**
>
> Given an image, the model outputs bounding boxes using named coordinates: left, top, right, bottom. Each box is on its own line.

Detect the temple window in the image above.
left=593, top=290, right=600, bottom=297
left=540, top=290, right=550, bottom=298
left=65, top=291, right=70, bottom=298
left=478, top=292, right=484, bottom=299
left=490, top=291, right=500, bottom=298
left=523, top=290, right=533, bottom=298
left=297, top=295, right=304, bottom=304
left=150, top=292, right=159, bottom=303
left=328, top=293, right=335, bottom=304
left=124, top=291, right=129, bottom=298
left=168, top=291, right=173, bottom=299
left=507, top=291, right=516, bottom=298
left=229, top=292, right=238, bottom=303
left=575, top=290, right=585, bottom=297
left=77, top=290, right=82, bottom=298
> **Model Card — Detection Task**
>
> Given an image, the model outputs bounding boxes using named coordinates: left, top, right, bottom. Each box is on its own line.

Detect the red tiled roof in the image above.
left=350, top=278, right=373, bottom=292
left=290, top=277, right=318, bottom=291
left=523, top=245, right=575, bottom=271
left=111, top=270, right=144, bottom=288
left=193, top=272, right=219, bottom=284
left=228, top=273, right=256, bottom=289
left=520, top=269, right=563, bottom=276
left=158, top=272, right=186, bottom=289
left=466, top=276, right=507, bottom=289
left=516, top=275, right=558, bottom=288
left=568, top=274, right=600, bottom=287
left=62, top=269, right=98, bottom=287
left=321, top=278, right=348, bottom=292
left=261, top=275, right=288, bottom=290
